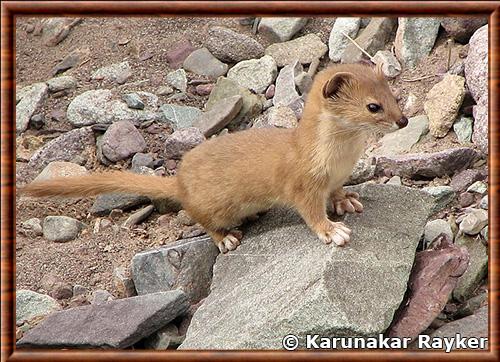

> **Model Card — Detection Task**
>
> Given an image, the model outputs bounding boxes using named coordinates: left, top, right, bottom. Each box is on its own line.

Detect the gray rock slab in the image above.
left=132, top=235, right=219, bottom=303
left=16, top=82, right=48, bottom=133
left=179, top=184, right=435, bottom=349
left=91, top=193, right=150, bottom=216
left=17, top=291, right=189, bottom=349
left=258, top=17, right=308, bottom=42
left=265, top=34, right=328, bottom=67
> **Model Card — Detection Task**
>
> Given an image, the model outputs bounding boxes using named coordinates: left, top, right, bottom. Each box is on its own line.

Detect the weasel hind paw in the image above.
left=216, top=230, right=242, bottom=253
left=333, top=191, right=364, bottom=215
left=317, top=221, right=351, bottom=246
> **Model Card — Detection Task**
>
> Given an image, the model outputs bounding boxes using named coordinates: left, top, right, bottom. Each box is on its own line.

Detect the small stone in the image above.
left=144, top=323, right=183, bottom=350
left=206, top=26, right=264, bottom=62
left=73, top=285, right=89, bottom=297
left=165, top=127, right=205, bottom=159
left=459, top=192, right=475, bottom=208
left=101, top=121, right=146, bottom=162
left=227, top=55, right=278, bottom=94
left=372, top=50, right=402, bottom=78
left=91, top=61, right=132, bottom=84
left=159, top=104, right=202, bottom=130
left=43, top=216, right=85, bottom=242
left=183, top=48, right=228, bottom=79
left=422, top=186, right=456, bottom=213
left=258, top=17, right=308, bottom=42
left=194, top=83, right=214, bottom=96
left=16, top=290, right=61, bottom=325
left=16, top=83, right=48, bottom=133
left=91, top=194, right=150, bottom=216
left=459, top=209, right=488, bottom=235
left=91, top=289, right=114, bottom=305
left=49, top=282, right=73, bottom=300
left=176, top=210, right=195, bottom=226
left=265, top=34, right=328, bottom=67
left=266, top=105, right=298, bottom=128
left=342, top=18, right=396, bottom=63
left=424, top=219, right=453, bottom=244
left=157, top=85, right=174, bottom=96
left=114, top=266, right=136, bottom=298
left=328, top=17, right=361, bottom=62
left=131, top=153, right=154, bottom=170
left=122, top=205, right=154, bottom=228
left=441, top=18, right=488, bottom=43
left=29, top=114, right=45, bottom=130
left=49, top=108, right=66, bottom=122
left=394, top=18, right=441, bottom=68
left=33, top=161, right=88, bottom=183
left=273, top=61, right=303, bottom=116
left=122, top=93, right=145, bottom=110
left=51, top=49, right=83, bottom=76
left=46, top=76, right=77, bottom=92
left=386, top=176, right=401, bottom=186
left=404, top=93, right=419, bottom=117
left=20, top=218, right=43, bottom=237
left=453, top=116, right=473, bottom=144
left=370, top=115, right=428, bottom=156
left=346, top=157, right=376, bottom=185
left=165, top=39, right=196, bottom=69
left=450, top=169, right=486, bottom=192
left=41, top=18, right=81, bottom=47
left=295, top=72, right=313, bottom=95
left=453, top=235, right=488, bottom=301
left=466, top=181, right=487, bottom=194
left=479, top=195, right=488, bottom=210
left=166, top=69, right=188, bottom=92
left=424, top=74, right=466, bottom=138
left=472, top=104, right=488, bottom=154
left=193, top=95, right=243, bottom=137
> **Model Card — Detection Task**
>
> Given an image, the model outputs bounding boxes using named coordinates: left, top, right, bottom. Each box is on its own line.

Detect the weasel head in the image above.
left=319, top=63, right=407, bottom=134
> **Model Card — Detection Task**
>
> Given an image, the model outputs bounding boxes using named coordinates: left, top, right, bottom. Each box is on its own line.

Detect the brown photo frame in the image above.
left=1, top=1, right=499, bottom=361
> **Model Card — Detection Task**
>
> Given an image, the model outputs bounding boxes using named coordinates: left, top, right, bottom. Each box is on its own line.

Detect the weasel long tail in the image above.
left=21, top=171, right=179, bottom=201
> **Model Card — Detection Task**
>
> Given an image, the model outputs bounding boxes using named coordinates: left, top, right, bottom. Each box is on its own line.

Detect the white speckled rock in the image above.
left=227, top=55, right=277, bottom=94
left=328, top=17, right=361, bottom=62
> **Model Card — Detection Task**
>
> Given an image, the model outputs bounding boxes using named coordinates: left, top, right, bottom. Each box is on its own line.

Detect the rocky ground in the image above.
left=16, top=17, right=488, bottom=350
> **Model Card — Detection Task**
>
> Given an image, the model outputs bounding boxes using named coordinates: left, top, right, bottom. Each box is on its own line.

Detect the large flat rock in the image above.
left=17, top=291, right=188, bottom=349
left=179, top=184, right=435, bottom=349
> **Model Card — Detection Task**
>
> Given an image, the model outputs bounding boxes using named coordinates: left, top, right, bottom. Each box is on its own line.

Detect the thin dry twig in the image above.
left=340, top=31, right=374, bottom=61
left=400, top=74, right=438, bottom=82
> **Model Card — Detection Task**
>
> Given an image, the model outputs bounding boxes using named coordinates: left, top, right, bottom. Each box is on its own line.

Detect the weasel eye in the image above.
left=367, top=103, right=381, bottom=113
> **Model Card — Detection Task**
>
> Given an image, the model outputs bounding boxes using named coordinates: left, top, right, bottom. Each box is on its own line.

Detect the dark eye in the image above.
left=367, top=103, right=381, bottom=113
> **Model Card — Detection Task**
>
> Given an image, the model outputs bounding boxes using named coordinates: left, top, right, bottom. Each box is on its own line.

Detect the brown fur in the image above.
left=22, top=63, right=404, bottom=253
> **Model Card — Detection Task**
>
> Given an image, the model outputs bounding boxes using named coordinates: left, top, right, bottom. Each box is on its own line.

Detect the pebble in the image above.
left=20, top=218, right=43, bottom=237
left=73, top=285, right=89, bottom=297
left=176, top=210, right=195, bottom=226
left=43, top=216, right=85, bottom=242
left=165, top=39, right=196, bottom=69
left=131, top=152, right=154, bottom=170
left=258, top=17, right=308, bottom=42
left=266, top=105, right=298, bottom=128
left=205, top=26, right=264, bottom=62
left=113, top=266, right=136, bottom=298
left=51, top=49, right=83, bottom=76
left=166, top=69, right=188, bottom=92
left=33, top=161, right=88, bottom=182
left=467, top=181, right=487, bottom=194
left=91, top=289, right=114, bottom=305
left=122, top=93, right=145, bottom=110
left=394, top=17, right=441, bottom=67
left=424, top=219, right=454, bottom=244
left=164, top=127, right=205, bottom=159
left=46, top=76, right=77, bottom=92
left=265, top=34, right=328, bottom=67
left=91, top=61, right=132, bottom=84
left=16, top=82, right=48, bottom=133
left=122, top=205, right=154, bottom=228
left=227, top=55, right=278, bottom=94
left=459, top=192, right=475, bottom=207
left=328, top=17, right=361, bottom=62
left=101, top=121, right=146, bottom=162
left=265, top=84, right=275, bottom=99
left=479, top=195, right=488, bottom=210
left=16, top=290, right=61, bottom=325
left=450, top=169, right=486, bottom=192
left=273, top=61, right=303, bottom=112
left=159, top=104, right=202, bottom=130
left=183, top=48, right=228, bottom=79
left=459, top=209, right=488, bottom=235
left=372, top=50, right=402, bottom=78
left=453, top=116, right=473, bottom=144
left=422, top=185, right=456, bottom=213
left=29, top=114, right=45, bottom=130
left=194, top=83, right=214, bottom=96
left=424, top=74, right=466, bottom=138
left=342, top=17, right=396, bottom=63
left=193, top=95, right=243, bottom=137
left=157, top=85, right=174, bottom=96
left=49, top=108, right=66, bottom=122
left=386, top=176, right=402, bottom=186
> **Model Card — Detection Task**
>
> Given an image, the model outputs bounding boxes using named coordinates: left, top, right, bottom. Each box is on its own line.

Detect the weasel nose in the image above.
left=396, top=116, right=408, bottom=129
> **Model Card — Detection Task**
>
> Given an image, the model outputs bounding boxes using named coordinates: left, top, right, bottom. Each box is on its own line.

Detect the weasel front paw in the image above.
left=316, top=221, right=351, bottom=246
left=332, top=191, right=364, bottom=215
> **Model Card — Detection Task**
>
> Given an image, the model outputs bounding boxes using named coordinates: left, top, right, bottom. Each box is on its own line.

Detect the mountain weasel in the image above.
left=22, top=63, right=407, bottom=253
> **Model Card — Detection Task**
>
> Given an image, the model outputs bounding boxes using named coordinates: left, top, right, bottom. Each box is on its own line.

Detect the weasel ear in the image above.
left=322, top=72, right=354, bottom=98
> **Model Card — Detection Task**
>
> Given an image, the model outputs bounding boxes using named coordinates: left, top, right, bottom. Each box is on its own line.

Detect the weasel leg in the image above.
left=331, top=190, right=363, bottom=216
left=316, top=220, right=351, bottom=246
